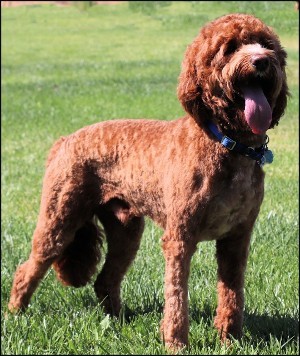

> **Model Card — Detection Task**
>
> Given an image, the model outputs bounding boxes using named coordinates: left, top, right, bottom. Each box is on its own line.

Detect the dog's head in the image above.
left=177, top=14, right=288, bottom=137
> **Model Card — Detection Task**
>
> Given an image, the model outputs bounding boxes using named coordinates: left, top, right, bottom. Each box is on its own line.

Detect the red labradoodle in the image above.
left=9, top=14, right=288, bottom=349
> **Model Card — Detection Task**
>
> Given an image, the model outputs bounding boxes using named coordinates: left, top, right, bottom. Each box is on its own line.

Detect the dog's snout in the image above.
left=251, top=55, right=270, bottom=72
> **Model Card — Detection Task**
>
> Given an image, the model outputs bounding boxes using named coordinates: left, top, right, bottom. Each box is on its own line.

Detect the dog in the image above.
left=9, top=13, right=288, bottom=350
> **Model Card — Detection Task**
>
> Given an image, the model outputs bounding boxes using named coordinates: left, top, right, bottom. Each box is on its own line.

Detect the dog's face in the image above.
left=178, top=14, right=288, bottom=136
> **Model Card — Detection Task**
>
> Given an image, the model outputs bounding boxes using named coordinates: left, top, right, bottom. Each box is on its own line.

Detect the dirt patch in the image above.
left=1, top=1, right=122, bottom=7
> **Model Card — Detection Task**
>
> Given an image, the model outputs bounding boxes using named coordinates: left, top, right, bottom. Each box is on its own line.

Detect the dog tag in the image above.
left=264, top=149, right=274, bottom=164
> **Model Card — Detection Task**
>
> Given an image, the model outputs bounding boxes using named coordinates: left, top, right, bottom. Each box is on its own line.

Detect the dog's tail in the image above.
left=52, top=220, right=104, bottom=288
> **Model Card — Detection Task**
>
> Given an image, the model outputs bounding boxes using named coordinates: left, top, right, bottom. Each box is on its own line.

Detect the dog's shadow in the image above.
left=74, top=292, right=298, bottom=346
left=121, top=301, right=298, bottom=345
left=243, top=309, right=298, bottom=342
left=192, top=303, right=298, bottom=345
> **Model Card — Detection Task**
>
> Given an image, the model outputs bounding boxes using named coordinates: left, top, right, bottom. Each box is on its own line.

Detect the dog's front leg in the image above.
left=214, top=231, right=252, bottom=341
left=160, top=234, right=196, bottom=350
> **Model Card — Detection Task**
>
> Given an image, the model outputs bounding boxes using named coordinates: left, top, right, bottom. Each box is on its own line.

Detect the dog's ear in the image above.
left=271, top=69, right=289, bottom=128
left=177, top=42, right=205, bottom=124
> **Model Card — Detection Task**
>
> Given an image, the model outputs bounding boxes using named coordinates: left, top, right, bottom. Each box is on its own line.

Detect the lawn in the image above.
left=1, top=1, right=299, bottom=355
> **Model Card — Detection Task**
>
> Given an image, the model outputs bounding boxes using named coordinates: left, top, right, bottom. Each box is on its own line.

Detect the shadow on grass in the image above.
left=59, top=288, right=298, bottom=348
left=244, top=310, right=299, bottom=341
left=122, top=301, right=298, bottom=344
left=121, top=301, right=164, bottom=321
left=193, top=303, right=298, bottom=343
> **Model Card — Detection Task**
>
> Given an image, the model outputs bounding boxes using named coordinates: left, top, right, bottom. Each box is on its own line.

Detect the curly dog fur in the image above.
left=9, top=14, right=288, bottom=349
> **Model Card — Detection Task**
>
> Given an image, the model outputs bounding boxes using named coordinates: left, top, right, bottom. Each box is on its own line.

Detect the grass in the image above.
left=1, top=1, right=299, bottom=354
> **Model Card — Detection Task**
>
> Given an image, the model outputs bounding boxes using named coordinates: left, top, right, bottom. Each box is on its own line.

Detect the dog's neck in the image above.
left=204, top=119, right=273, bottom=167
left=217, top=120, right=267, bottom=147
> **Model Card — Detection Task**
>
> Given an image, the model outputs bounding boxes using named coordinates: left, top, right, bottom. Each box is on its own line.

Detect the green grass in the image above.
left=1, top=1, right=298, bottom=354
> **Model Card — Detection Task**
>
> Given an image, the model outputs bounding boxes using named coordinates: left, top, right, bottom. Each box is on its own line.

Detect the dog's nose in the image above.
left=251, top=55, right=270, bottom=72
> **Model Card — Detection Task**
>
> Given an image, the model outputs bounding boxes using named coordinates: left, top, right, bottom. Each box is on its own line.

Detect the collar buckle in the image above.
left=221, top=136, right=236, bottom=150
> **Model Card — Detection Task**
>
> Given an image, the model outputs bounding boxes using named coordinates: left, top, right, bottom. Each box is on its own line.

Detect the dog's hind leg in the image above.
left=8, top=215, right=100, bottom=312
left=94, top=208, right=144, bottom=315
left=8, top=164, right=100, bottom=312
left=8, top=249, right=54, bottom=312
left=8, top=221, right=75, bottom=312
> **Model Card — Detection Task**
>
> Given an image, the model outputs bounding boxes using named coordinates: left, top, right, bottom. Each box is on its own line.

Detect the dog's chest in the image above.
left=195, top=167, right=264, bottom=241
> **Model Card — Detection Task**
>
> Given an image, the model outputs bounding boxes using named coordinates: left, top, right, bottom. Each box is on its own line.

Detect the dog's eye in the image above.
left=224, top=40, right=237, bottom=55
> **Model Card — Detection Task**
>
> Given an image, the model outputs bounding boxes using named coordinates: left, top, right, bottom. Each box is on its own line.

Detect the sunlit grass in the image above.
left=1, top=1, right=298, bottom=355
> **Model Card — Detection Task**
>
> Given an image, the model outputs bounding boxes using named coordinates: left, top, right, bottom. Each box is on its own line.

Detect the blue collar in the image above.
left=205, top=120, right=273, bottom=167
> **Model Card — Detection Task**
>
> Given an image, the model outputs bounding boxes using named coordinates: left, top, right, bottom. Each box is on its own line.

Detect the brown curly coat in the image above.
left=9, top=13, right=288, bottom=350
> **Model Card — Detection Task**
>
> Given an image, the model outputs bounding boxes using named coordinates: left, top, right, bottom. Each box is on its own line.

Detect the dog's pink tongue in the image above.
left=242, top=86, right=272, bottom=135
